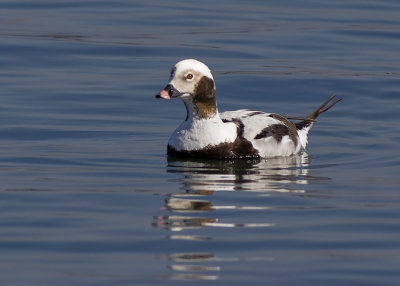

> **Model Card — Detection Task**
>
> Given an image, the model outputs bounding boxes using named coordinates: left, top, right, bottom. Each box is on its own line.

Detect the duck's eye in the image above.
left=185, top=73, right=194, bottom=80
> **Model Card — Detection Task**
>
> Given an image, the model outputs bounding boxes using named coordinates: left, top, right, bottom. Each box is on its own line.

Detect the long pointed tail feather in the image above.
left=294, top=95, right=342, bottom=130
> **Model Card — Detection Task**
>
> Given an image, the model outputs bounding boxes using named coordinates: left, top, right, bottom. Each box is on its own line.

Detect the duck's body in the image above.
left=156, top=59, right=341, bottom=159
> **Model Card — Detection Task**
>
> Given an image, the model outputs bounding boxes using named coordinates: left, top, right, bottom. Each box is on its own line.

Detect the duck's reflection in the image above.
left=166, top=152, right=310, bottom=193
left=154, top=153, right=311, bottom=280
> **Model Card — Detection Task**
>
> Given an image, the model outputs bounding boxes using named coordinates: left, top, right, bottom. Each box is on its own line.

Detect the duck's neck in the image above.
left=182, top=96, right=218, bottom=121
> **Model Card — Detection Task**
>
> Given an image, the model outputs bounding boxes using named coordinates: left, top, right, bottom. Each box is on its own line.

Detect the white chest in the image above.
left=168, top=116, right=237, bottom=151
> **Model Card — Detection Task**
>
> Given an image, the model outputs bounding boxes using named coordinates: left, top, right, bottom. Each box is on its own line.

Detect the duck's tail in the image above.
left=293, top=95, right=342, bottom=131
left=284, top=95, right=341, bottom=149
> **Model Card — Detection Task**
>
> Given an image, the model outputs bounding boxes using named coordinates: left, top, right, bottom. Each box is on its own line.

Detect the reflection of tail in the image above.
left=295, top=95, right=342, bottom=130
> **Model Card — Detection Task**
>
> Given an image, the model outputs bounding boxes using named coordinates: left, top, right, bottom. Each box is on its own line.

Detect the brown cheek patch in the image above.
left=193, top=76, right=217, bottom=118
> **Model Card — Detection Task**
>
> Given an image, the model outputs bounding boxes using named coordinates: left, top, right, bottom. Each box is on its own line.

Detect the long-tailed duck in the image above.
left=156, top=59, right=341, bottom=159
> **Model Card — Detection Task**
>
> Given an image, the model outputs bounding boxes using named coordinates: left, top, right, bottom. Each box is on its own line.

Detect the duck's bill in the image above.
left=156, top=89, right=171, bottom=100
left=155, top=84, right=182, bottom=99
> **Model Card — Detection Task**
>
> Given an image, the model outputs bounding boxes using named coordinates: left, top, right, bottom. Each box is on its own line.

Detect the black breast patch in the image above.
left=167, top=140, right=259, bottom=159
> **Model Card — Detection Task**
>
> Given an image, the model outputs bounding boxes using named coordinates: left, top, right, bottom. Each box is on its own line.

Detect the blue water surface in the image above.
left=0, top=0, right=399, bottom=285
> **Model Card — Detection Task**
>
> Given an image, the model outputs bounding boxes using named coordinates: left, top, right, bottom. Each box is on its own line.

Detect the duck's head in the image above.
left=156, top=59, right=217, bottom=119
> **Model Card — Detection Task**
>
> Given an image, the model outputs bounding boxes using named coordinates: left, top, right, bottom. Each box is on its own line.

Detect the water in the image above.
left=1, top=0, right=399, bottom=285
